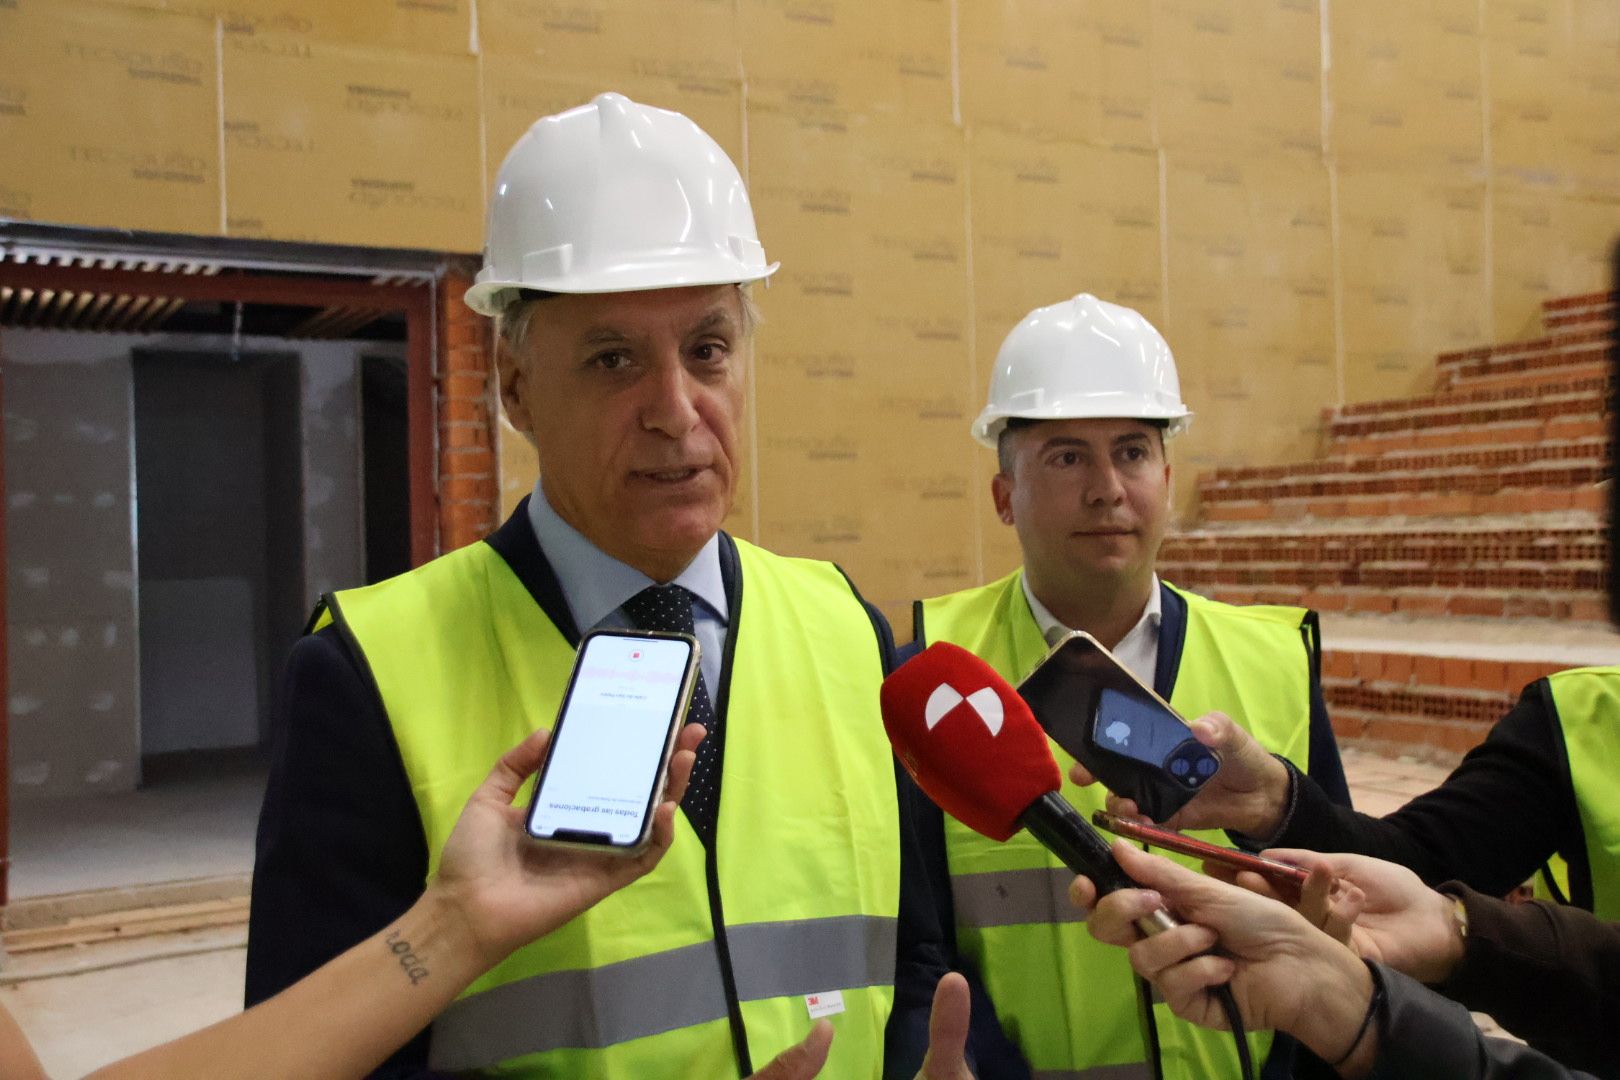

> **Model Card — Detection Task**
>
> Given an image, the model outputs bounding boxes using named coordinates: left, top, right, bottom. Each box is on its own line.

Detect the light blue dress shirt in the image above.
left=526, top=482, right=728, bottom=699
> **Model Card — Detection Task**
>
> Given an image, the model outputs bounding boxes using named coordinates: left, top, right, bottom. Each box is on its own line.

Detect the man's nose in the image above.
left=1084, top=463, right=1127, bottom=506
left=640, top=354, right=701, bottom=438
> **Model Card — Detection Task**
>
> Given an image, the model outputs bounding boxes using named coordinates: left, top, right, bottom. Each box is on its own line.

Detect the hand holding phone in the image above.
left=436, top=720, right=704, bottom=966
left=1071, top=708, right=1297, bottom=840
left=1091, top=810, right=1310, bottom=892
left=525, top=628, right=701, bottom=854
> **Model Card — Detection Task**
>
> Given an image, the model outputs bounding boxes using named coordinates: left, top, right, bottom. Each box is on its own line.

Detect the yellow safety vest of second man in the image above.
left=315, top=531, right=900, bottom=1078
left=918, top=569, right=1316, bottom=1080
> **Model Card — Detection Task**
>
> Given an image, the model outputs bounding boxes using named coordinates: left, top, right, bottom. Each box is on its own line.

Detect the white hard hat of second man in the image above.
left=973, top=292, right=1193, bottom=448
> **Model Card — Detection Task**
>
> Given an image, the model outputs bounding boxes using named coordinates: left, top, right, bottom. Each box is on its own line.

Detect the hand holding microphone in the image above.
left=879, top=642, right=1177, bottom=937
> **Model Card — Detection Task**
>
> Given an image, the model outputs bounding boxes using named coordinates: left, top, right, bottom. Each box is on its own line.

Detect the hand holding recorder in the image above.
left=884, top=644, right=1280, bottom=1077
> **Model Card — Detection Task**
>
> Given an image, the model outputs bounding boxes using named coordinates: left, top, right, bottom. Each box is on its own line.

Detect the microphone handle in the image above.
left=1018, top=791, right=1179, bottom=937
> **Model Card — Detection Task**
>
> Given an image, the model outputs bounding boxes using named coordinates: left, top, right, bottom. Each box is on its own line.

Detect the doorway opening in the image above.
left=0, top=232, right=446, bottom=904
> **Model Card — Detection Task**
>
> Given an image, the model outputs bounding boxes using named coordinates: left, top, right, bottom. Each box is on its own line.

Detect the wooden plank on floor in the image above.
left=3, top=897, right=248, bottom=954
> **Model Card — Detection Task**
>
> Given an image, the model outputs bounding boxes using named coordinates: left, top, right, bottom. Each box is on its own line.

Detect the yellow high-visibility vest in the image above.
left=1544, top=667, right=1620, bottom=920
left=319, top=535, right=900, bottom=1077
left=919, top=570, right=1316, bottom=1079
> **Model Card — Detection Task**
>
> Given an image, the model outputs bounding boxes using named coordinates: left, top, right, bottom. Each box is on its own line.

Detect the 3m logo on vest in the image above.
left=805, top=990, right=846, bottom=1019
left=924, top=682, right=1003, bottom=736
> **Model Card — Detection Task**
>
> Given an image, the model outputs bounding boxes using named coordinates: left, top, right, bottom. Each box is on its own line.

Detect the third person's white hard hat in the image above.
left=971, top=293, right=1193, bottom=448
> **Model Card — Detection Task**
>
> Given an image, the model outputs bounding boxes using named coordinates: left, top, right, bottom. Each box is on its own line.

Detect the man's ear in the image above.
left=991, top=470, right=1016, bottom=525
left=495, top=336, right=535, bottom=440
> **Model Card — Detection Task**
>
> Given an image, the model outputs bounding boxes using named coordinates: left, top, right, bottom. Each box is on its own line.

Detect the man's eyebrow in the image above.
left=578, top=326, right=631, bottom=346
left=1035, top=433, right=1152, bottom=454
left=575, top=308, right=739, bottom=346
left=1037, top=436, right=1094, bottom=454
left=689, top=309, right=739, bottom=336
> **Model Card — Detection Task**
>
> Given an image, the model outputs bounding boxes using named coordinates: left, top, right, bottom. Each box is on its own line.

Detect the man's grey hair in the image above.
left=496, top=284, right=762, bottom=352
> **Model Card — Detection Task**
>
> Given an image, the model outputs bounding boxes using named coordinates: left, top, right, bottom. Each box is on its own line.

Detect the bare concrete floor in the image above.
left=5, top=747, right=1470, bottom=1076
left=8, top=751, right=266, bottom=899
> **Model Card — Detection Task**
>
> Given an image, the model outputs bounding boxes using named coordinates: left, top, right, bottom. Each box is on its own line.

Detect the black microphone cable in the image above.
left=1136, top=978, right=1253, bottom=1080
left=1214, top=985, right=1254, bottom=1080
left=1021, top=796, right=1255, bottom=1079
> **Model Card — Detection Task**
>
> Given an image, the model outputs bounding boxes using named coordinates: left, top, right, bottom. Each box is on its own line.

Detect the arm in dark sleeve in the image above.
left=246, top=627, right=441, bottom=1079
left=1431, top=885, right=1620, bottom=1074
left=1367, top=963, right=1601, bottom=1080
left=1274, top=681, right=1579, bottom=898
left=1304, top=672, right=1351, bottom=808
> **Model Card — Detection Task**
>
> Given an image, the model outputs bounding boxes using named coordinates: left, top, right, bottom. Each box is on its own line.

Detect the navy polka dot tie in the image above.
left=621, top=584, right=720, bottom=845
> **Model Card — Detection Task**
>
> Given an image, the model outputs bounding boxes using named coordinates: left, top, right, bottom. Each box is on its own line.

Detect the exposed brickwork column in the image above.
left=437, top=266, right=499, bottom=551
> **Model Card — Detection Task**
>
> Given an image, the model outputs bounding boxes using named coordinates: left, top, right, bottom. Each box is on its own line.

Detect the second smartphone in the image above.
left=1092, top=810, right=1310, bottom=892
left=524, top=628, right=700, bottom=855
left=1018, top=630, right=1221, bottom=822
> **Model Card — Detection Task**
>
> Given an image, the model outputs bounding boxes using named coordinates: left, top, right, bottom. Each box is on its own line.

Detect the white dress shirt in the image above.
left=1021, top=572, right=1163, bottom=687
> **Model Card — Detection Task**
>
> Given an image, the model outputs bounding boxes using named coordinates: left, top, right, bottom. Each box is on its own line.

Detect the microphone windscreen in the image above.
left=881, top=642, right=1063, bottom=841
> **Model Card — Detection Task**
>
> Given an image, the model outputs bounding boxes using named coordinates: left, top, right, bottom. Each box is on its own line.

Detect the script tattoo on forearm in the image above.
left=385, top=929, right=430, bottom=986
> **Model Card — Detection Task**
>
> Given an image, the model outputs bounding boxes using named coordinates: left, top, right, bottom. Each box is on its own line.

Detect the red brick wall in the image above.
left=437, top=268, right=499, bottom=551
left=1168, top=290, right=1615, bottom=763
left=1322, top=650, right=1570, bottom=761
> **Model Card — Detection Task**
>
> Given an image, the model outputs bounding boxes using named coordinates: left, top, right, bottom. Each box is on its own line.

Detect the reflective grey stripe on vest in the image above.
left=1031, top=1066, right=1154, bottom=1080
left=428, top=914, right=898, bottom=1071
left=952, top=867, right=1088, bottom=929
left=956, top=871, right=1168, bottom=996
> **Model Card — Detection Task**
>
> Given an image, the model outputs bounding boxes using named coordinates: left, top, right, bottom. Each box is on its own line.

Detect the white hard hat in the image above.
left=464, top=92, right=778, bottom=316
left=971, top=293, right=1193, bottom=449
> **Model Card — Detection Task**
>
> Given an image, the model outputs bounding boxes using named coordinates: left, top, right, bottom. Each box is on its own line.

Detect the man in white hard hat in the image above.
left=910, top=294, right=1349, bottom=1079
left=247, top=93, right=982, bottom=1080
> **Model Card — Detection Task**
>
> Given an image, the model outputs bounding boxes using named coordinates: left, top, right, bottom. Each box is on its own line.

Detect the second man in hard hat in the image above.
left=247, top=93, right=981, bottom=1080
left=910, top=293, right=1351, bottom=1078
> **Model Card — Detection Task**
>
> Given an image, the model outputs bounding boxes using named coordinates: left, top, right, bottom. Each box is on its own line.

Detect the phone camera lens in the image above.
left=1195, top=755, right=1218, bottom=777
left=1169, top=756, right=1191, bottom=776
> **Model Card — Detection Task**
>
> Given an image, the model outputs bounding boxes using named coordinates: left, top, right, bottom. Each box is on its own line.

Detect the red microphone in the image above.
left=882, top=642, right=1176, bottom=932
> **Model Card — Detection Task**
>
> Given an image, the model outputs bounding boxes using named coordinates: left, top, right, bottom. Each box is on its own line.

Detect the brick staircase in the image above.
left=1166, top=291, right=1617, bottom=763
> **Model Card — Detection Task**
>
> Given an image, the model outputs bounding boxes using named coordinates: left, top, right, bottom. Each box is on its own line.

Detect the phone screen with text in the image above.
left=527, top=633, right=694, bottom=846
